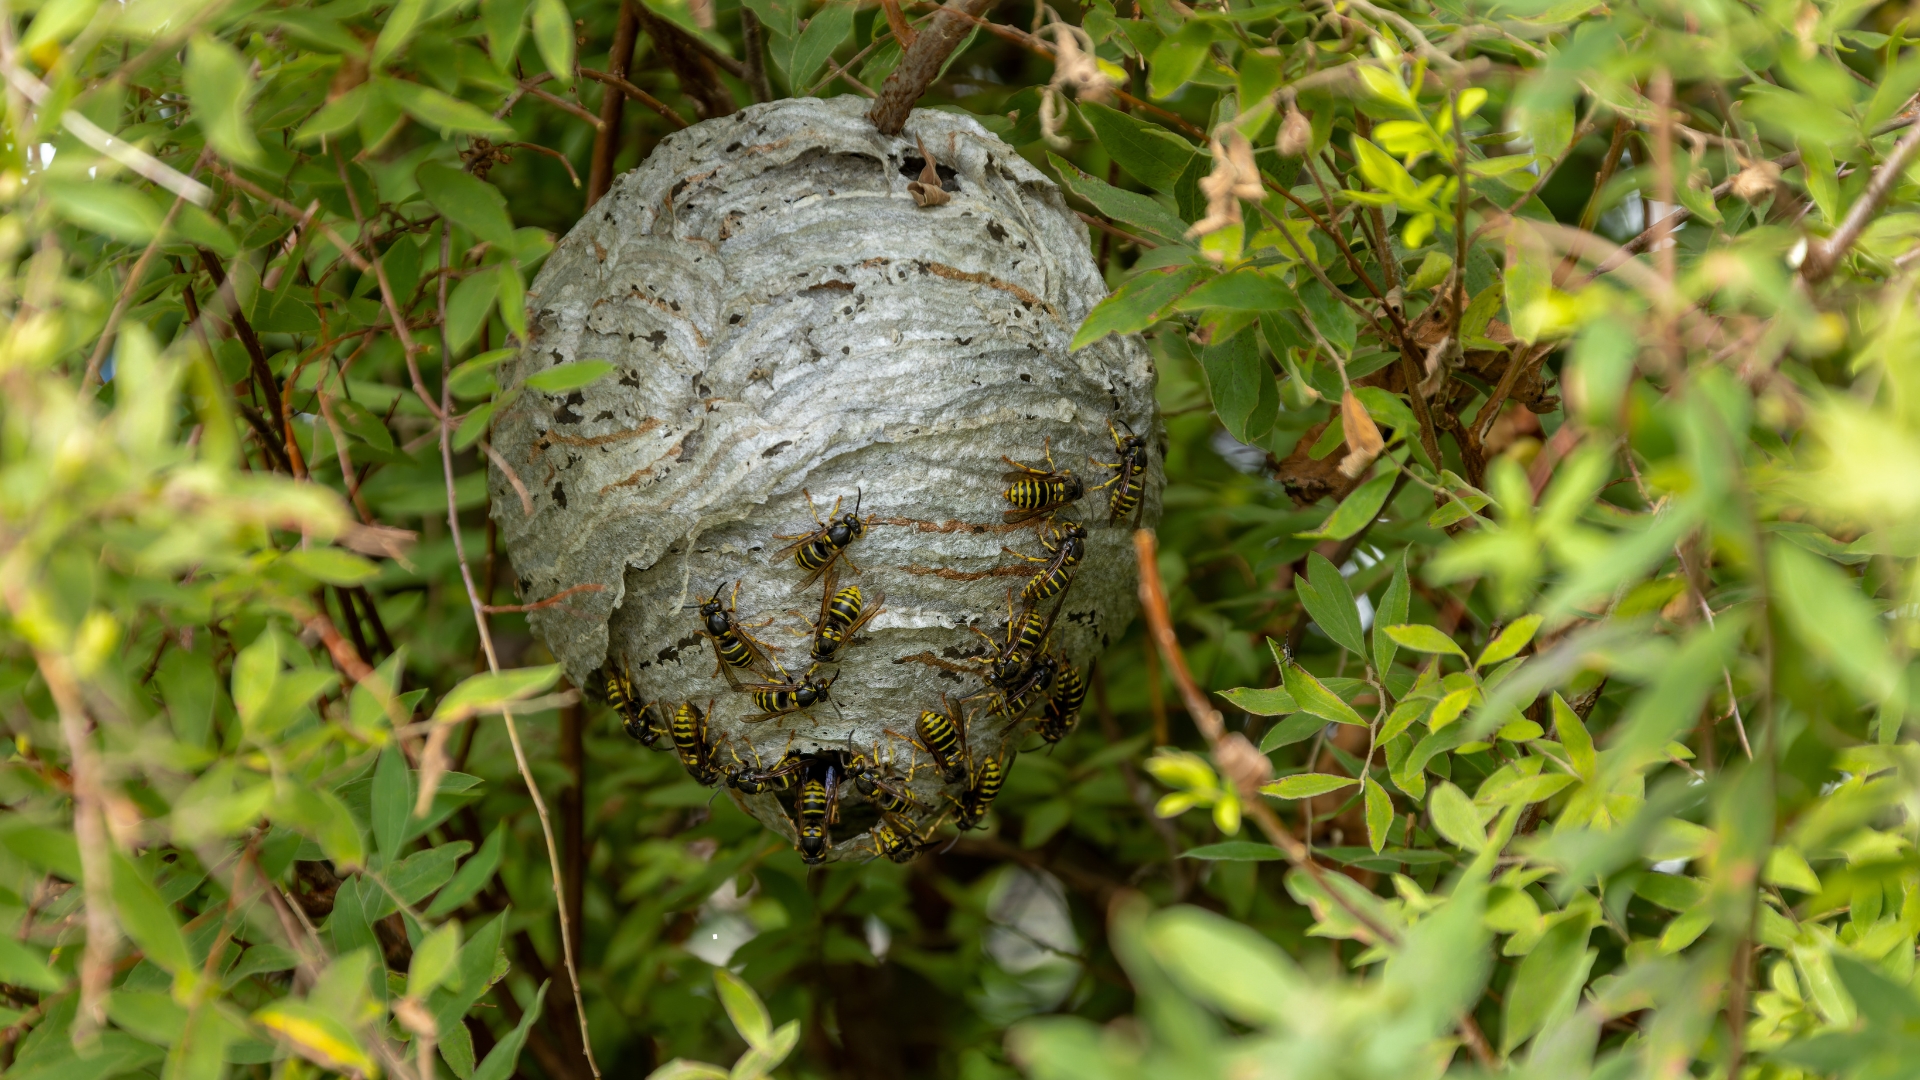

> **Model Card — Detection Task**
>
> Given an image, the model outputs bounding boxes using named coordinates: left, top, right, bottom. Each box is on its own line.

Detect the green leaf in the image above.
left=524, top=359, right=617, bottom=393
left=1145, top=906, right=1305, bottom=1029
left=185, top=35, right=263, bottom=166
left=1428, top=781, right=1484, bottom=852
left=1200, top=327, right=1275, bottom=444
left=483, top=0, right=530, bottom=70
left=417, top=163, right=517, bottom=247
left=1363, top=777, right=1392, bottom=854
left=255, top=1001, right=377, bottom=1077
left=1373, top=552, right=1410, bottom=674
left=1048, top=153, right=1191, bottom=243
left=2, top=824, right=83, bottom=879
left=1071, top=266, right=1206, bottom=348
left=1281, top=660, right=1367, bottom=727
left=1383, top=624, right=1467, bottom=659
left=788, top=1, right=855, bottom=90
left=112, top=853, right=193, bottom=976
left=371, top=747, right=412, bottom=859
left=1173, top=267, right=1300, bottom=313
left=1428, top=687, right=1474, bottom=732
left=384, top=79, right=515, bottom=138
left=446, top=271, right=502, bottom=355
left=1298, top=462, right=1398, bottom=543
left=730, top=1019, right=800, bottom=1080
left=529, top=0, right=575, bottom=85
left=1261, top=773, right=1357, bottom=799
left=1219, top=685, right=1297, bottom=719
left=50, top=183, right=164, bottom=242
left=409, top=922, right=463, bottom=997
left=1501, top=917, right=1593, bottom=1055
left=1180, top=841, right=1287, bottom=861
left=1476, top=613, right=1542, bottom=669
left=714, top=969, right=773, bottom=1050
left=282, top=548, right=381, bottom=586
left=0, top=936, right=65, bottom=992
left=473, top=980, right=548, bottom=1080
left=1256, top=713, right=1321, bottom=752
left=432, top=664, right=563, bottom=723
left=1771, top=542, right=1902, bottom=705
left=1078, top=102, right=1198, bottom=194
left=1299, top=553, right=1366, bottom=656
left=1147, top=20, right=1216, bottom=98
left=1549, top=692, right=1595, bottom=780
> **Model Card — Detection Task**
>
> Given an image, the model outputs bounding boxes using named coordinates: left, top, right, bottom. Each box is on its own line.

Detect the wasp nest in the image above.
left=489, top=96, right=1161, bottom=862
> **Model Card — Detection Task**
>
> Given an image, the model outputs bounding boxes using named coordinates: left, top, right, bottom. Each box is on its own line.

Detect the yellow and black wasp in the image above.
left=911, top=694, right=971, bottom=783
left=956, top=754, right=1005, bottom=830
left=773, top=489, right=872, bottom=594
left=869, top=815, right=921, bottom=863
left=986, top=651, right=1057, bottom=720
left=798, top=565, right=884, bottom=664
left=794, top=756, right=843, bottom=864
left=739, top=661, right=840, bottom=723
left=688, top=579, right=779, bottom=687
left=603, top=662, right=670, bottom=750
left=1088, top=417, right=1150, bottom=528
left=1004, top=521, right=1087, bottom=605
left=869, top=810, right=944, bottom=864
left=669, top=700, right=721, bottom=785
left=1037, top=660, right=1086, bottom=744
left=847, top=751, right=918, bottom=815
left=971, top=591, right=1058, bottom=687
left=1001, top=438, right=1083, bottom=524
left=726, top=739, right=804, bottom=794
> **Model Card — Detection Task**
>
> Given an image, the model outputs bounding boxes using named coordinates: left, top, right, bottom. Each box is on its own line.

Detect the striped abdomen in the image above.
left=871, top=821, right=914, bottom=862
left=714, top=630, right=755, bottom=669
left=798, top=777, right=831, bottom=861
left=1040, top=666, right=1087, bottom=742
left=1110, top=467, right=1144, bottom=520
left=917, top=708, right=963, bottom=778
left=1005, top=477, right=1076, bottom=512
left=753, top=687, right=799, bottom=714
left=795, top=537, right=837, bottom=571
left=961, top=758, right=1004, bottom=827
left=670, top=703, right=714, bottom=781
left=825, top=586, right=864, bottom=627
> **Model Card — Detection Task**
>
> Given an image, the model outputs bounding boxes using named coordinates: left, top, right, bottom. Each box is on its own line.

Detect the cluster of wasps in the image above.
left=602, top=418, right=1150, bottom=866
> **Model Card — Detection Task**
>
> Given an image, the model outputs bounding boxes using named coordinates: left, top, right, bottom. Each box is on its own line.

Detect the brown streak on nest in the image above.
left=626, top=288, right=711, bottom=347
left=600, top=468, right=655, bottom=494
left=923, top=261, right=1058, bottom=318
left=532, top=418, right=663, bottom=460
left=901, top=564, right=1029, bottom=580
left=860, top=257, right=892, bottom=268
left=878, top=516, right=1027, bottom=534
left=742, top=138, right=791, bottom=156
left=894, top=650, right=979, bottom=676
left=808, top=280, right=856, bottom=292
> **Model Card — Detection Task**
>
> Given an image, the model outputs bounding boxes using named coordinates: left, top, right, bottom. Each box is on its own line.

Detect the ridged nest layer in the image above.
left=489, top=97, right=1161, bottom=862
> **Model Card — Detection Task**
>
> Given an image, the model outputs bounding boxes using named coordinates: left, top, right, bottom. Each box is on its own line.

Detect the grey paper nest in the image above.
left=489, top=96, right=1161, bottom=862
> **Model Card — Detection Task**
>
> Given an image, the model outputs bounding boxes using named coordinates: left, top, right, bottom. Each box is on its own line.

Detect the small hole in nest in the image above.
left=898, top=157, right=960, bottom=192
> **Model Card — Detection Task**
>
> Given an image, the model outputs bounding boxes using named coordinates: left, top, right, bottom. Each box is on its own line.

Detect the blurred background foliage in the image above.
left=3, top=0, right=1920, bottom=1077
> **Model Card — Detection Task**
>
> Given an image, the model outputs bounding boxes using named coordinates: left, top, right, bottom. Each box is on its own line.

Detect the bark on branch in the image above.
left=868, top=0, right=992, bottom=136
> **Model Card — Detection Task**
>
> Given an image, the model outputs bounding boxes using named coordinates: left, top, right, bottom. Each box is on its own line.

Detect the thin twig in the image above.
left=433, top=223, right=601, bottom=1079
left=501, top=142, right=583, bottom=188
left=82, top=151, right=210, bottom=394
left=587, top=0, right=641, bottom=205
left=483, top=583, right=606, bottom=613
left=1, top=64, right=211, bottom=205
left=870, top=0, right=993, bottom=135
left=580, top=67, right=690, bottom=128
left=1802, top=120, right=1920, bottom=282
left=522, top=81, right=606, bottom=130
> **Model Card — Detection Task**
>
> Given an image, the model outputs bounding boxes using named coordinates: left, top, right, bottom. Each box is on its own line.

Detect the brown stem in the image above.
left=482, top=583, right=607, bottom=613
left=433, top=223, right=602, bottom=1078
left=739, top=9, right=773, bottom=103
left=588, top=0, right=641, bottom=206
left=630, top=0, right=736, bottom=118
left=1802, top=120, right=1920, bottom=282
left=522, top=81, right=607, bottom=130
left=560, top=695, right=586, bottom=953
left=35, top=651, right=115, bottom=1038
left=1649, top=69, right=1678, bottom=288
left=1131, top=529, right=1399, bottom=944
left=580, top=68, right=690, bottom=129
left=868, top=0, right=993, bottom=136
left=879, top=0, right=916, bottom=47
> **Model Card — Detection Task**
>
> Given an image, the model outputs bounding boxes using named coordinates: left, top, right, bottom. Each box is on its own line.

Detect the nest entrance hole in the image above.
left=899, top=156, right=961, bottom=192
